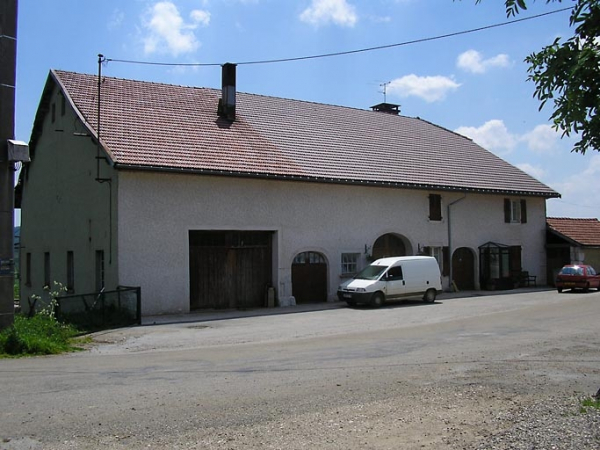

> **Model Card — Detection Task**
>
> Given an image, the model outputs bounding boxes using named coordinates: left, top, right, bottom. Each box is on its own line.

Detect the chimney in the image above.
left=218, top=63, right=237, bottom=122
left=370, top=102, right=400, bottom=115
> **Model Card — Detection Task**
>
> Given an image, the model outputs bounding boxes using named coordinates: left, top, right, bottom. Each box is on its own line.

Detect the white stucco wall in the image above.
left=19, top=85, right=118, bottom=306
left=117, top=171, right=548, bottom=316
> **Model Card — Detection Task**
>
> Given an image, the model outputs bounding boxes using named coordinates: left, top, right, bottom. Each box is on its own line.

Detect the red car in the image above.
left=556, top=265, right=600, bottom=293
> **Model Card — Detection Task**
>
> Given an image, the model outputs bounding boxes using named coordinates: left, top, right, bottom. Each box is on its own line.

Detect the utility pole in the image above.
left=0, top=0, right=18, bottom=330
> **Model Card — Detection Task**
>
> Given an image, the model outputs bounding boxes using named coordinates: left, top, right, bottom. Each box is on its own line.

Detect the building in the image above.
left=546, top=217, right=600, bottom=283
left=16, top=67, right=560, bottom=315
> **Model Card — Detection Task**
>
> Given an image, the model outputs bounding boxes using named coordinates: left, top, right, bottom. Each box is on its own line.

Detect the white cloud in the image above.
left=548, top=155, right=600, bottom=218
left=454, top=120, right=518, bottom=154
left=300, top=0, right=358, bottom=27
left=516, top=163, right=545, bottom=181
left=387, top=74, right=460, bottom=103
left=457, top=49, right=510, bottom=74
left=142, top=2, right=210, bottom=56
left=190, top=10, right=211, bottom=26
left=520, top=124, right=560, bottom=153
left=108, top=9, right=125, bottom=30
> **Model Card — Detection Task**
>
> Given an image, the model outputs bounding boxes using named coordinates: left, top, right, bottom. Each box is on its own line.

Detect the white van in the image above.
left=337, top=256, right=442, bottom=307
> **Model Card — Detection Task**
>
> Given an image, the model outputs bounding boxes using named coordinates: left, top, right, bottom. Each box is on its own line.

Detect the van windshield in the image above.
left=354, top=265, right=387, bottom=280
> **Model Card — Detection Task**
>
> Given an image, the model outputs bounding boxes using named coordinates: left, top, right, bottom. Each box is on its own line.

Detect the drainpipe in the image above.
left=447, top=195, right=466, bottom=292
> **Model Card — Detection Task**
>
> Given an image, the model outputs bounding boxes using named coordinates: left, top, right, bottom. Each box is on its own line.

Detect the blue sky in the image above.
left=14, top=0, right=600, bottom=224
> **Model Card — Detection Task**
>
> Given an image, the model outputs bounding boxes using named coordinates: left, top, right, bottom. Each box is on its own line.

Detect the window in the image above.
left=95, top=250, right=105, bottom=292
left=25, top=253, right=31, bottom=287
left=504, top=198, right=527, bottom=224
left=422, top=246, right=449, bottom=276
left=386, top=266, right=403, bottom=280
left=66, top=251, right=74, bottom=293
left=44, top=252, right=50, bottom=288
left=341, top=253, right=360, bottom=275
left=429, top=194, right=442, bottom=221
left=293, top=252, right=325, bottom=264
left=431, top=246, right=443, bottom=269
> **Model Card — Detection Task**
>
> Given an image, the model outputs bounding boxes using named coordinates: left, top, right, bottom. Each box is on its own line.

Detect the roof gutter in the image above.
left=112, top=162, right=561, bottom=199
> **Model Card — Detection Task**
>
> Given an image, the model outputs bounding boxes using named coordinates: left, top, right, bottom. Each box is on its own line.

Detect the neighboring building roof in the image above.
left=547, top=218, right=600, bottom=246
left=32, top=69, right=559, bottom=198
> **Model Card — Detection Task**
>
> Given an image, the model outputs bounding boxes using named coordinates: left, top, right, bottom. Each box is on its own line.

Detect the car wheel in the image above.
left=423, top=289, right=436, bottom=303
left=346, top=300, right=356, bottom=307
left=557, top=288, right=563, bottom=293
left=370, top=292, right=384, bottom=308
left=583, top=283, right=590, bottom=293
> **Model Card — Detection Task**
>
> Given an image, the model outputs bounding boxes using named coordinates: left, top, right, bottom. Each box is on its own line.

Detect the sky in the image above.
left=13, top=0, right=600, bottom=224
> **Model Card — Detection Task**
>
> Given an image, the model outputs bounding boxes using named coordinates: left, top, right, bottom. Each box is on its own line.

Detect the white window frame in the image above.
left=429, top=246, right=444, bottom=273
left=341, top=253, right=360, bottom=275
left=510, top=200, right=521, bottom=223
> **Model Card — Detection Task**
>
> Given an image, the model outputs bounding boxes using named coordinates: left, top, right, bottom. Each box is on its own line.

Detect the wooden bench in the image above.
left=520, top=271, right=537, bottom=287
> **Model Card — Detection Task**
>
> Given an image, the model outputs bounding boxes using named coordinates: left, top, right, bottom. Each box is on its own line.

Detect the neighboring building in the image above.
left=546, top=218, right=600, bottom=283
left=16, top=68, right=560, bottom=316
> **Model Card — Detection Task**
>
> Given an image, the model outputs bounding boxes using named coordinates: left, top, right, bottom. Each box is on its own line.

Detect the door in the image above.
left=372, top=234, right=406, bottom=260
left=385, top=265, right=406, bottom=299
left=292, top=252, right=327, bottom=304
left=189, top=231, right=273, bottom=310
left=452, top=247, right=475, bottom=290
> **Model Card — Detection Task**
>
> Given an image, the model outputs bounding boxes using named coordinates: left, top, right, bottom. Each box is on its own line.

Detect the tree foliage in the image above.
left=478, top=0, right=600, bottom=154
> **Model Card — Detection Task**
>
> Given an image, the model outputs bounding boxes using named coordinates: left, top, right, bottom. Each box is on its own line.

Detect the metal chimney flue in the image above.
left=218, top=63, right=237, bottom=122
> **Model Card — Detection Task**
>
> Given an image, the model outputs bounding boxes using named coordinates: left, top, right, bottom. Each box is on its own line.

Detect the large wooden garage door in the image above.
left=292, top=252, right=327, bottom=304
left=189, top=231, right=272, bottom=310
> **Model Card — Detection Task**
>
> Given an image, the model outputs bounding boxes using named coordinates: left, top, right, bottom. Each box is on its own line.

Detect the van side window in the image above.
left=387, top=266, right=403, bottom=280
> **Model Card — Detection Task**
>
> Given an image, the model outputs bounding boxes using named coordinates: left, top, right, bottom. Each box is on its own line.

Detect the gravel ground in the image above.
left=4, top=384, right=595, bottom=450
left=2, top=292, right=600, bottom=450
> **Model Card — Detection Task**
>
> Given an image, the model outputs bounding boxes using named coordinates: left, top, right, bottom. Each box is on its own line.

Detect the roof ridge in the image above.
left=52, top=69, right=417, bottom=119
left=548, top=217, right=600, bottom=221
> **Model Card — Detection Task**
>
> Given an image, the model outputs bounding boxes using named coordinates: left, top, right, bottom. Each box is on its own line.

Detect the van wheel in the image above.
left=370, top=293, right=384, bottom=308
left=423, top=289, right=436, bottom=303
left=557, top=288, right=563, bottom=293
left=583, top=283, right=590, bottom=293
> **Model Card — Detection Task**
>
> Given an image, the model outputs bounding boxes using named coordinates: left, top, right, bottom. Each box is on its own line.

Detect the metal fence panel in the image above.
left=56, top=287, right=141, bottom=331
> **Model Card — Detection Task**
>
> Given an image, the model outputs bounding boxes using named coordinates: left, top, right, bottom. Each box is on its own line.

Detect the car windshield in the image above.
left=354, top=264, right=387, bottom=280
left=559, top=266, right=584, bottom=276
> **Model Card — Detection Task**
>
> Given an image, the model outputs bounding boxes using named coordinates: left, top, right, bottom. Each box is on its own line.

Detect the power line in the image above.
left=106, top=6, right=572, bottom=68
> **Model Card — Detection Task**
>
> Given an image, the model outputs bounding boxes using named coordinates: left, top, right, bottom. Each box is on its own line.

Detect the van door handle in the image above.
left=403, top=280, right=405, bottom=286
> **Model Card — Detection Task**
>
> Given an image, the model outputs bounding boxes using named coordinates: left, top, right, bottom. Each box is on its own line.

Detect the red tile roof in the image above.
left=547, top=218, right=600, bottom=246
left=47, top=69, right=559, bottom=197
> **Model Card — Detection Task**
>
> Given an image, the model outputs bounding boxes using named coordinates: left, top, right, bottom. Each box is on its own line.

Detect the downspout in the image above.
left=447, top=194, right=466, bottom=292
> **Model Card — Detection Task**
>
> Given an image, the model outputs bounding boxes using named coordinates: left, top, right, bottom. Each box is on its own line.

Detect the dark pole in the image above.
left=0, top=0, right=18, bottom=330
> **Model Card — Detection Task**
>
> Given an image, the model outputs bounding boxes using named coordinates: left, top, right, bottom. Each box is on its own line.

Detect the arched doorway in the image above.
left=292, top=251, right=328, bottom=304
left=372, top=233, right=407, bottom=260
left=452, top=247, right=475, bottom=290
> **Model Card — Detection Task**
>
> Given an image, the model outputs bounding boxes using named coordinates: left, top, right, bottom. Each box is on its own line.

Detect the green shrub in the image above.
left=0, top=314, right=80, bottom=356
left=0, top=282, right=81, bottom=357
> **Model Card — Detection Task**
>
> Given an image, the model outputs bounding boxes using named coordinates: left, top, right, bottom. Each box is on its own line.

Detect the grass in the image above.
left=579, top=397, right=600, bottom=414
left=0, top=314, right=84, bottom=357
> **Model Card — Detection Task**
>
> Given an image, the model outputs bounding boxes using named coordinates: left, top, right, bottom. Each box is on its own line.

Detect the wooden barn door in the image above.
left=292, top=252, right=328, bottom=304
left=189, top=231, right=272, bottom=310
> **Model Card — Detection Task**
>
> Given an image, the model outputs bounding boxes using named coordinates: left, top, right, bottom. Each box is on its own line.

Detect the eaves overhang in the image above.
left=113, top=163, right=562, bottom=199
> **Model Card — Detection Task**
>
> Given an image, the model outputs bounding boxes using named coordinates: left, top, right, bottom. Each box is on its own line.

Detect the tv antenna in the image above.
left=380, top=81, right=391, bottom=103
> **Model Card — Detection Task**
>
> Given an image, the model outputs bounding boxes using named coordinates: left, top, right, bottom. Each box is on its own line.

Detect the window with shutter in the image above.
left=429, top=194, right=442, bottom=221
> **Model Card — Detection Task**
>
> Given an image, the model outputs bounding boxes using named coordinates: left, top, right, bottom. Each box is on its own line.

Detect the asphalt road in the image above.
left=1, top=288, right=599, bottom=449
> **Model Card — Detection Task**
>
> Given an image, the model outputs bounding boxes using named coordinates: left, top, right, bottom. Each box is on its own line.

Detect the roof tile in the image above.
left=547, top=218, right=600, bottom=246
left=52, top=70, right=559, bottom=197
